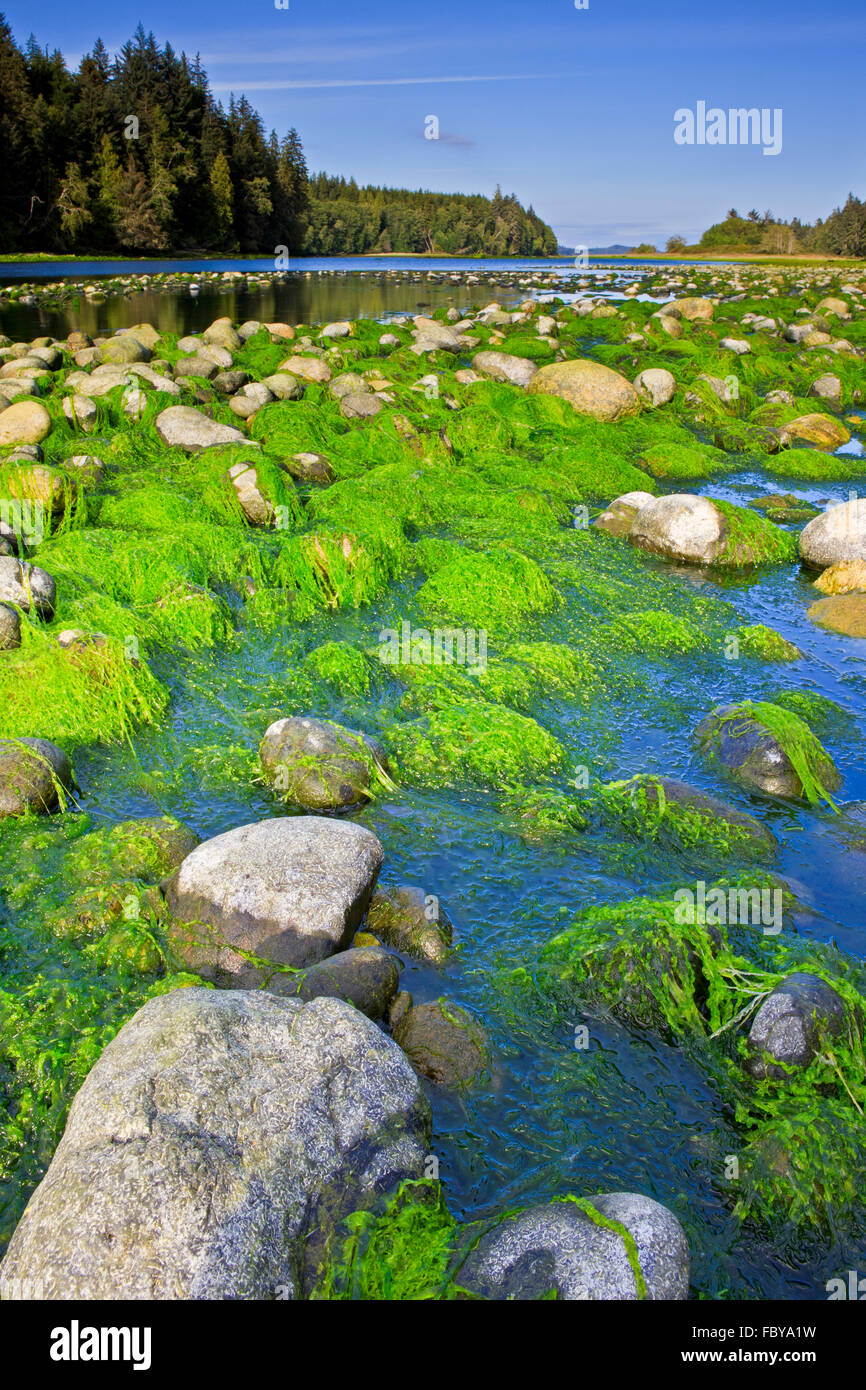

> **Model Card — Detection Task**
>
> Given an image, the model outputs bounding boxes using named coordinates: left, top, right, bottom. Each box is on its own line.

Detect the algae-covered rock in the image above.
left=165, top=816, right=384, bottom=986
left=745, top=973, right=847, bottom=1080
left=0, top=737, right=73, bottom=817
left=0, top=602, right=21, bottom=649
left=695, top=701, right=841, bottom=804
left=393, top=999, right=487, bottom=1087
left=260, top=715, right=388, bottom=810
left=630, top=495, right=794, bottom=569
left=808, top=594, right=866, bottom=638
left=268, top=945, right=401, bottom=1020
left=366, top=885, right=454, bottom=965
left=813, top=558, right=866, bottom=595
left=776, top=414, right=850, bottom=450
left=457, top=1194, right=690, bottom=1301
left=599, top=775, right=776, bottom=854
left=0, top=989, right=430, bottom=1299
left=286, top=451, right=334, bottom=485
left=66, top=815, right=199, bottom=888
left=0, top=556, right=56, bottom=617
left=528, top=359, right=641, bottom=422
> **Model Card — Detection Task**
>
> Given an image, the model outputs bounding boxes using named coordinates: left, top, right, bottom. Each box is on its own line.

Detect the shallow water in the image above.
left=1, top=267, right=864, bottom=1299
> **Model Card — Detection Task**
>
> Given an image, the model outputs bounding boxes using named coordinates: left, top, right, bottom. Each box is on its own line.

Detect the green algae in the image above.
left=415, top=544, right=559, bottom=632
left=707, top=700, right=840, bottom=810
left=713, top=501, right=799, bottom=568
left=389, top=699, right=563, bottom=790
left=592, top=776, right=774, bottom=861
left=736, top=625, right=802, bottom=662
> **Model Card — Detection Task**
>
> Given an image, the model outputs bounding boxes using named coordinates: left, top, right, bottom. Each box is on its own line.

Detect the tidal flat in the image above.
left=1, top=259, right=865, bottom=1300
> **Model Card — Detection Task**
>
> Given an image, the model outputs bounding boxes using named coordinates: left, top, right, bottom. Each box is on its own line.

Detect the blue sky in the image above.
left=8, top=0, right=865, bottom=246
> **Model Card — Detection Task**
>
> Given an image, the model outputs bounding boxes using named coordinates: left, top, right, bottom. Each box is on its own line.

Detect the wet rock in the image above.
left=633, top=368, right=676, bottom=407
left=0, top=603, right=21, bottom=649
left=392, top=999, right=487, bottom=1088
left=471, top=351, right=538, bottom=388
left=0, top=988, right=430, bottom=1299
left=61, top=392, right=98, bottom=431
left=0, top=737, right=74, bottom=817
left=800, top=499, right=866, bottom=569
left=808, top=594, right=866, bottom=638
left=269, top=945, right=401, bottom=1020
left=340, top=391, right=383, bottom=420
left=457, top=1194, right=690, bottom=1301
left=226, top=460, right=282, bottom=526
left=260, top=715, right=387, bottom=810
left=809, top=374, right=842, bottom=402
left=155, top=405, right=253, bottom=453
left=0, top=556, right=56, bottom=618
left=629, top=494, right=723, bottom=565
left=166, top=816, right=384, bottom=986
left=695, top=703, right=841, bottom=801
left=528, top=360, right=641, bottom=421
left=279, top=355, right=332, bottom=384
left=285, top=452, right=334, bottom=485
left=776, top=414, right=850, bottom=450
left=320, top=321, right=352, bottom=340
left=593, top=490, right=657, bottom=538
left=261, top=372, right=303, bottom=400
left=0, top=400, right=52, bottom=446
left=745, top=973, right=846, bottom=1080
left=813, top=558, right=866, bottom=595
left=99, top=337, right=150, bottom=365
left=386, top=990, right=413, bottom=1031
left=366, top=885, right=454, bottom=965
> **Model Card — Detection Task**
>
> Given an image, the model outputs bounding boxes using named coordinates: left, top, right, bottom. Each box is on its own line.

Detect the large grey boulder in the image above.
left=745, top=973, right=846, bottom=1080
left=155, top=406, right=253, bottom=454
left=457, top=1193, right=690, bottom=1300
left=471, top=351, right=538, bottom=388
left=0, top=556, right=56, bottom=618
left=166, top=816, right=384, bottom=986
left=799, top=499, right=866, bottom=570
left=629, top=494, right=723, bottom=565
left=0, top=988, right=430, bottom=1299
left=0, top=737, right=74, bottom=817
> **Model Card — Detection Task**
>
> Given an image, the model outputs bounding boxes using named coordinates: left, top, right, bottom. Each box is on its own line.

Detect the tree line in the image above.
left=665, top=201, right=866, bottom=258
left=0, top=19, right=558, bottom=258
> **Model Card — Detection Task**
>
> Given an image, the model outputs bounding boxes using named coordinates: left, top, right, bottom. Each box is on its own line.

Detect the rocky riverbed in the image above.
left=0, top=260, right=865, bottom=1299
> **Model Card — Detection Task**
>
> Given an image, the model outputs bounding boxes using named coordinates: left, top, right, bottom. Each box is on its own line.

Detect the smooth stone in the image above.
left=633, top=368, right=676, bottom=407
left=745, top=973, right=846, bottom=1080
left=808, top=594, right=866, bottom=638
left=799, top=499, right=866, bottom=569
left=629, top=494, right=723, bottom=565
left=262, top=372, right=303, bottom=400
left=340, top=392, right=383, bottom=419
left=0, top=603, right=21, bottom=649
left=285, top=452, right=334, bottom=485
left=528, top=359, right=641, bottom=422
left=268, top=945, right=401, bottom=1020
left=166, top=816, right=384, bottom=986
left=471, top=351, right=538, bottom=388
left=813, top=558, right=866, bottom=595
left=457, top=1194, right=690, bottom=1301
left=0, top=989, right=429, bottom=1299
left=0, top=400, right=52, bottom=446
left=695, top=703, right=841, bottom=801
left=155, top=406, right=253, bottom=453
